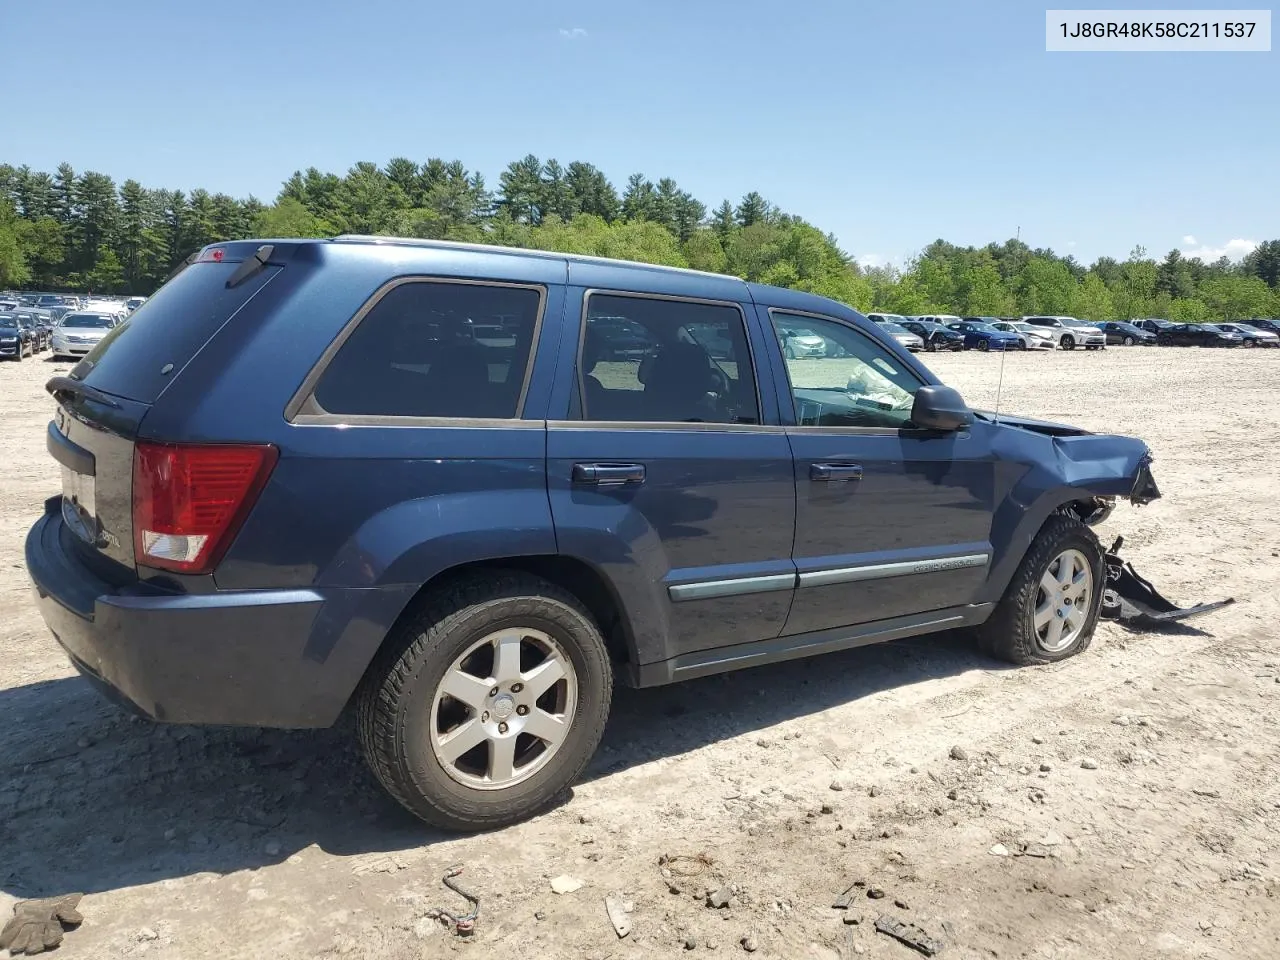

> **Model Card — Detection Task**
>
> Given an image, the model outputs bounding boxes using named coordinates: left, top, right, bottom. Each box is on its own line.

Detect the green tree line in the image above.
left=2, top=157, right=1278, bottom=320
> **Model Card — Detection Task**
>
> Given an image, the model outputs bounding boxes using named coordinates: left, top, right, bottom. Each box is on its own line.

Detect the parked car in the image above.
left=899, top=319, right=965, bottom=352
left=989, top=320, right=1055, bottom=350
left=0, top=313, right=36, bottom=360
left=777, top=324, right=827, bottom=358
left=1097, top=322, right=1156, bottom=346
left=124, top=296, right=148, bottom=313
left=51, top=312, right=119, bottom=359
left=1021, top=316, right=1107, bottom=351
left=1154, top=323, right=1242, bottom=347
left=27, top=237, right=1165, bottom=831
left=1242, top=318, right=1280, bottom=336
left=945, top=320, right=1023, bottom=351
left=1135, top=318, right=1177, bottom=338
left=14, top=312, right=51, bottom=351
left=876, top=321, right=924, bottom=352
left=1211, top=322, right=1279, bottom=347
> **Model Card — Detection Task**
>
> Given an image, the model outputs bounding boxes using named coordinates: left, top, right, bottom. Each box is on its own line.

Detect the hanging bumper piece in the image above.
left=1100, top=536, right=1235, bottom=628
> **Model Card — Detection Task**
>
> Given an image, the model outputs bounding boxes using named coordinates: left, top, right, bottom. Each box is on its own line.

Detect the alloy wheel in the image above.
left=1033, top=549, right=1093, bottom=653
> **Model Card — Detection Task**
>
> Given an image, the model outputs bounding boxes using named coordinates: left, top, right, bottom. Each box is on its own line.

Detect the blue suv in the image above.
left=26, top=237, right=1161, bottom=830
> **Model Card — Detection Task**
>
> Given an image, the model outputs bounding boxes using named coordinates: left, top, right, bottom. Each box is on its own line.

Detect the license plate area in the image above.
left=61, top=465, right=99, bottom=543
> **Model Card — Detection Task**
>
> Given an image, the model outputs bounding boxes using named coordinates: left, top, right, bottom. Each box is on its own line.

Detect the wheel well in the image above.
left=388, top=556, right=634, bottom=670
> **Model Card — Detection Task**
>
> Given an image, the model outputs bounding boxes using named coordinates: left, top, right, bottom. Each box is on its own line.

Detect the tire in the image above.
left=975, top=514, right=1104, bottom=666
left=977, top=339, right=989, bottom=352
left=784, top=344, right=795, bottom=360
left=1123, top=336, right=1134, bottom=346
left=926, top=341, right=937, bottom=352
left=1244, top=339, right=1255, bottom=348
left=356, top=571, right=613, bottom=831
left=1017, top=341, right=1027, bottom=350
left=1061, top=335, right=1075, bottom=350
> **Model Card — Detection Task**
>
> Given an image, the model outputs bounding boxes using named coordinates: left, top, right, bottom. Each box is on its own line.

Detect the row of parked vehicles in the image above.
left=858, top=314, right=1280, bottom=353
left=0, top=292, right=146, bottom=363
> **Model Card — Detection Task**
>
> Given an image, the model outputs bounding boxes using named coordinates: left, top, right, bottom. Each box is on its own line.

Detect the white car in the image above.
left=51, top=312, right=119, bottom=360
left=877, top=321, right=924, bottom=352
left=1215, top=322, right=1280, bottom=347
left=1021, top=316, right=1107, bottom=351
left=991, top=320, right=1055, bottom=350
left=777, top=325, right=828, bottom=359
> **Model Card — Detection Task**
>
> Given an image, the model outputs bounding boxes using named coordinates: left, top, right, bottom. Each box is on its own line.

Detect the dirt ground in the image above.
left=1, top=346, right=1277, bottom=960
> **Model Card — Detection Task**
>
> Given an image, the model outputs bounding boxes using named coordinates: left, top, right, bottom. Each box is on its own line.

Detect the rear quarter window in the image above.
left=308, top=280, right=545, bottom=420
left=74, top=261, right=281, bottom=403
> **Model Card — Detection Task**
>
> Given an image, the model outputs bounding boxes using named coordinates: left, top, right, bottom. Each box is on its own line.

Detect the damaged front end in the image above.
left=1076, top=453, right=1163, bottom=528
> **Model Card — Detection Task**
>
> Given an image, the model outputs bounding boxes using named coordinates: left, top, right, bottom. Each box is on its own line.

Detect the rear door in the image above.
left=761, top=307, right=997, bottom=637
left=545, top=270, right=796, bottom=665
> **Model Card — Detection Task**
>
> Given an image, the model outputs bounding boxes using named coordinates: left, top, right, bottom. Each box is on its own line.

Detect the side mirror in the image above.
left=911, top=384, right=973, bottom=431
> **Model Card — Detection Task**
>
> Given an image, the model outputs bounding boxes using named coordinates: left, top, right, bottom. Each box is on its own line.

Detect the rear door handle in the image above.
left=810, top=462, right=863, bottom=482
left=572, top=462, right=646, bottom=485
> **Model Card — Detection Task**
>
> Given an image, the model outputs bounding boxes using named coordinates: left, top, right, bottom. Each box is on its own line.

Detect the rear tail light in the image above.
left=132, top=442, right=278, bottom=574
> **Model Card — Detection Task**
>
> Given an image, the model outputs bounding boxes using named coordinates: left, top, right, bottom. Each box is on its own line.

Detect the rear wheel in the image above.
left=976, top=514, right=1103, bottom=665
left=784, top=343, right=796, bottom=359
left=977, top=339, right=989, bottom=352
left=356, top=572, right=612, bottom=831
left=1244, top=339, right=1256, bottom=348
left=1123, top=336, right=1134, bottom=346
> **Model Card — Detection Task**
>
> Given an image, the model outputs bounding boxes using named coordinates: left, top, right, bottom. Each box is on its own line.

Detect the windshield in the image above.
left=0, top=315, right=18, bottom=329
left=61, top=314, right=115, bottom=329
left=967, top=322, right=999, bottom=334
left=881, top=322, right=912, bottom=335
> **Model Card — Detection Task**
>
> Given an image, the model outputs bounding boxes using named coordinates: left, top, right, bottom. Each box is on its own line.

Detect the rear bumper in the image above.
left=25, top=502, right=392, bottom=728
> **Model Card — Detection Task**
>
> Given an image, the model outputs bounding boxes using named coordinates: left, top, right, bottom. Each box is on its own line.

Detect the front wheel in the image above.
left=1243, top=339, right=1255, bottom=348
left=356, top=572, right=612, bottom=831
left=975, top=514, right=1103, bottom=665
left=784, top=344, right=796, bottom=360
left=1061, top=335, right=1075, bottom=350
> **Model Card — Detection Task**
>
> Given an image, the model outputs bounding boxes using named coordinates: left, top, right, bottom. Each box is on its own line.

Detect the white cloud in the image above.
left=1182, top=234, right=1197, bottom=245
left=1067, top=240, right=1077, bottom=248
left=856, top=253, right=887, bottom=269
left=559, top=27, right=588, bottom=39
left=1179, top=237, right=1258, bottom=262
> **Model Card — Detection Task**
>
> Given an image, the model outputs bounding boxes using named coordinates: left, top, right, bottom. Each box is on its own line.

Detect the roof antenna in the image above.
left=993, top=338, right=1007, bottom=424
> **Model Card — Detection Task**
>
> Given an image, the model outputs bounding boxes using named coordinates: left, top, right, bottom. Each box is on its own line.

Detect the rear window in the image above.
left=74, top=261, right=280, bottom=403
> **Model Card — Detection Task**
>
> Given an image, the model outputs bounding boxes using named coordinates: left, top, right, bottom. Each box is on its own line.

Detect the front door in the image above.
left=546, top=283, right=796, bottom=666
left=763, top=309, right=997, bottom=638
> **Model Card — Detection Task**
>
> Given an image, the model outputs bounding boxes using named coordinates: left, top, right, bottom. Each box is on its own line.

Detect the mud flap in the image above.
left=1100, top=536, right=1234, bottom=627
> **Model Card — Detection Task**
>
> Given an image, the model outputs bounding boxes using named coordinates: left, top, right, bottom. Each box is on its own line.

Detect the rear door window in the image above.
left=577, top=293, right=759, bottom=425
left=310, top=280, right=544, bottom=420
left=75, top=261, right=281, bottom=403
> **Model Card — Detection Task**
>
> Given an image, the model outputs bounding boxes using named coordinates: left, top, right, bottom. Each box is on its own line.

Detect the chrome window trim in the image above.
left=284, top=276, right=547, bottom=424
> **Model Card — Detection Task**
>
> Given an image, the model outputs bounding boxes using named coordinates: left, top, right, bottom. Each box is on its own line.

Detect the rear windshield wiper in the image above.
left=46, top=375, right=122, bottom=410
left=225, top=244, right=275, bottom=289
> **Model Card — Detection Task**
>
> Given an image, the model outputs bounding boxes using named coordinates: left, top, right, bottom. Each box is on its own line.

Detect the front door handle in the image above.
left=572, top=462, right=646, bottom=485
left=810, top=462, right=863, bottom=482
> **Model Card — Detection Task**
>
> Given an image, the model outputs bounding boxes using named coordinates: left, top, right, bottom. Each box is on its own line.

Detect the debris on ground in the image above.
left=707, top=886, right=734, bottom=909
left=740, top=933, right=758, bottom=952
left=948, top=746, right=969, bottom=761
left=831, top=882, right=863, bottom=909
left=0, top=894, right=84, bottom=956
left=874, top=914, right=945, bottom=956
left=604, top=895, right=631, bottom=938
left=423, top=867, right=480, bottom=937
left=989, top=843, right=1011, bottom=857
left=1100, top=536, right=1235, bottom=628
left=550, top=875, right=584, bottom=895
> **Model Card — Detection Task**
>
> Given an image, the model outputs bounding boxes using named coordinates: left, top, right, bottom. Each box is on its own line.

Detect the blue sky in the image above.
left=3, top=0, right=1274, bottom=267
